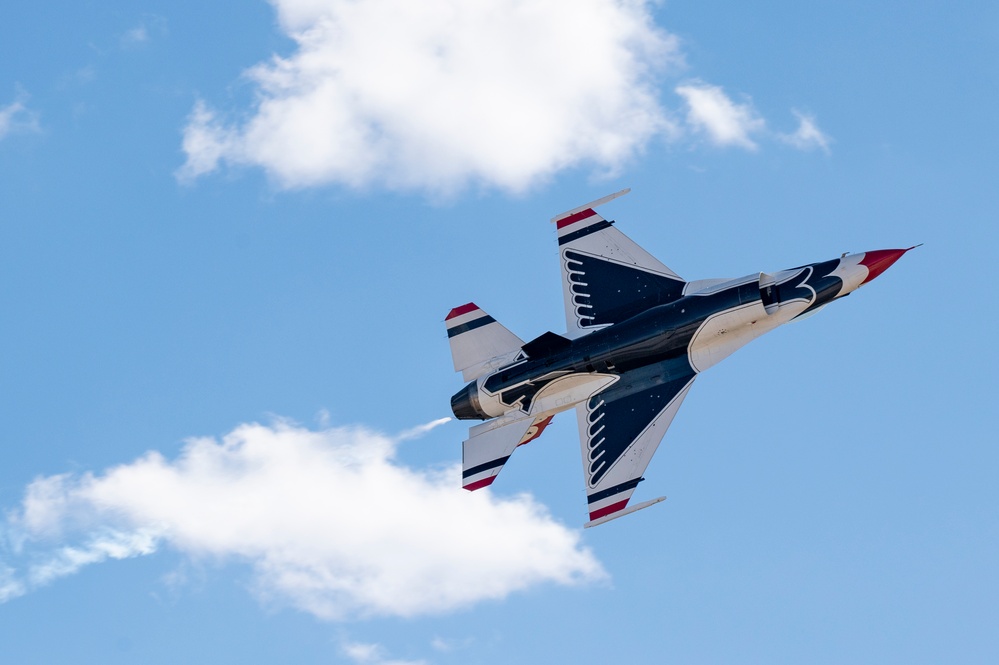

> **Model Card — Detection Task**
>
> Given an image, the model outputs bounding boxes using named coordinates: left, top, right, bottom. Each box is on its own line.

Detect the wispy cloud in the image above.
left=0, top=564, right=25, bottom=602
left=178, top=0, right=681, bottom=193
left=26, top=529, right=158, bottom=587
left=0, top=89, right=40, bottom=140
left=120, top=15, right=168, bottom=48
left=342, top=640, right=425, bottom=665
left=430, top=635, right=474, bottom=653
left=0, top=418, right=604, bottom=619
left=675, top=81, right=764, bottom=150
left=122, top=25, right=148, bottom=45
left=779, top=109, right=832, bottom=153
left=674, top=84, right=832, bottom=155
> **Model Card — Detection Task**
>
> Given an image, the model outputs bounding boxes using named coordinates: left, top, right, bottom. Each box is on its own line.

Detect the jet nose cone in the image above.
left=860, top=247, right=915, bottom=284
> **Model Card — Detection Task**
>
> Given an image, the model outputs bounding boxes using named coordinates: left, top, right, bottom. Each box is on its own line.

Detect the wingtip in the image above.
left=551, top=188, right=631, bottom=224
left=584, top=496, right=666, bottom=528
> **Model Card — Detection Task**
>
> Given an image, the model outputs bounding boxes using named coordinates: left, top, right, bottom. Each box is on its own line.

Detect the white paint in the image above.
left=826, top=252, right=868, bottom=296
left=687, top=300, right=773, bottom=373
left=529, top=373, right=619, bottom=418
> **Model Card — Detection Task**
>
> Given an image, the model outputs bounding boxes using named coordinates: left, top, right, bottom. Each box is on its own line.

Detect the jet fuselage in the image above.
left=451, top=257, right=851, bottom=422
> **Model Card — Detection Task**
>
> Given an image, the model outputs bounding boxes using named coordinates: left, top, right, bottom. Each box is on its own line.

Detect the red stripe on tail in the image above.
left=446, top=302, right=480, bottom=320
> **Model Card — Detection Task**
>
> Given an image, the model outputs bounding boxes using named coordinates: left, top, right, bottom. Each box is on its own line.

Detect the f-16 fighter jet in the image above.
left=447, top=189, right=914, bottom=527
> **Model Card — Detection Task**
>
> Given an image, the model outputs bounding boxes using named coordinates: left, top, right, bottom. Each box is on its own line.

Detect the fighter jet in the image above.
left=447, top=189, right=914, bottom=527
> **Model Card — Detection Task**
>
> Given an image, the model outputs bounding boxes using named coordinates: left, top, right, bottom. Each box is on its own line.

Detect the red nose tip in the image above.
left=860, top=248, right=913, bottom=284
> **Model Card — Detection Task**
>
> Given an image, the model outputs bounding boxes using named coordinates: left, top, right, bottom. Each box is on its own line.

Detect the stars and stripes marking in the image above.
left=517, top=415, right=553, bottom=447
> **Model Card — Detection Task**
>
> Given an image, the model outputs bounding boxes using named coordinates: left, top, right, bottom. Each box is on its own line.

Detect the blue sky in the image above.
left=2, top=1, right=998, bottom=662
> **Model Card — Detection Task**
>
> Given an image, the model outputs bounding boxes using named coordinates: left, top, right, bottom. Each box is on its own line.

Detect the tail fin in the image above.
left=446, top=303, right=524, bottom=381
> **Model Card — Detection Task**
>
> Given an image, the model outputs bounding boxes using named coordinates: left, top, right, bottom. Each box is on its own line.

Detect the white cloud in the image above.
left=178, top=0, right=680, bottom=193
left=780, top=109, right=831, bottom=153
left=675, top=81, right=764, bottom=150
left=178, top=101, right=238, bottom=180
left=0, top=91, right=40, bottom=140
left=0, top=418, right=604, bottom=620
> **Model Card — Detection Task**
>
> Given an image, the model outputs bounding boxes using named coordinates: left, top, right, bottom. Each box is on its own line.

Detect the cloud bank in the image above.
left=0, top=419, right=604, bottom=619
left=177, top=1, right=832, bottom=192
left=178, top=0, right=680, bottom=192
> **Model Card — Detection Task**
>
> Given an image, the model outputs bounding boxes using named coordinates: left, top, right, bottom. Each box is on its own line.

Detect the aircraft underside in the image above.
left=446, top=189, right=913, bottom=526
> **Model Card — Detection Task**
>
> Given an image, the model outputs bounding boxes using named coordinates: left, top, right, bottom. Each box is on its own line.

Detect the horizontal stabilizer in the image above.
left=462, top=415, right=553, bottom=491
left=446, top=303, right=525, bottom=381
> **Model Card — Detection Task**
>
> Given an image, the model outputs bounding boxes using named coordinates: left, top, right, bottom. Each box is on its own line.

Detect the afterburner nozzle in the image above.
left=450, top=381, right=487, bottom=420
